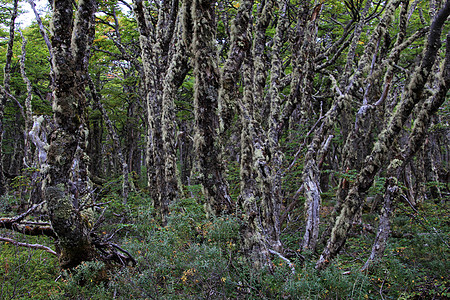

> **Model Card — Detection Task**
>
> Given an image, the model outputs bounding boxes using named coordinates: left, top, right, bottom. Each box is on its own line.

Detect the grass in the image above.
left=0, top=190, right=448, bottom=299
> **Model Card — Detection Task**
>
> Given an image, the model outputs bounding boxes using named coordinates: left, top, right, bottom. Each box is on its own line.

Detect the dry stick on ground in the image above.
left=268, top=249, right=295, bottom=275
left=0, top=201, right=56, bottom=238
left=0, top=236, right=57, bottom=256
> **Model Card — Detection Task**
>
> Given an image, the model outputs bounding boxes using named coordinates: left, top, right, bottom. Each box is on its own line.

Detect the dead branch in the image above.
left=11, top=201, right=45, bottom=223
left=268, top=249, right=295, bottom=275
left=0, top=201, right=57, bottom=238
left=0, top=236, right=57, bottom=256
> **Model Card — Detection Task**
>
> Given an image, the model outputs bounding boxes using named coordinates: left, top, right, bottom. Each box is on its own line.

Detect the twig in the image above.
left=401, top=195, right=449, bottom=249
left=11, top=201, right=45, bottom=223
left=0, top=236, right=57, bottom=256
left=104, top=227, right=125, bottom=242
left=268, top=249, right=295, bottom=275
left=110, top=243, right=136, bottom=266
left=379, top=278, right=386, bottom=300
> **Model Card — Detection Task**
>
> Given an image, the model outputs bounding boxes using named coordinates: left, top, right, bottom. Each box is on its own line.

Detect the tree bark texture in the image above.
left=0, top=0, right=19, bottom=196
left=45, top=0, right=98, bottom=268
left=192, top=0, right=233, bottom=216
left=362, top=176, right=398, bottom=271
left=316, top=0, right=450, bottom=270
left=133, top=0, right=181, bottom=224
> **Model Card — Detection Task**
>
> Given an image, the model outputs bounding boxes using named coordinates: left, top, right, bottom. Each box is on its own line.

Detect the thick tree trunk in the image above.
left=161, top=4, right=191, bottom=216
left=45, top=0, right=98, bottom=269
left=238, top=58, right=271, bottom=269
left=191, top=0, right=233, bottom=216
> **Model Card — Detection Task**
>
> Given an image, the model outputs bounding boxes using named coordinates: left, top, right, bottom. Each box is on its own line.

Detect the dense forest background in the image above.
left=0, top=0, right=449, bottom=299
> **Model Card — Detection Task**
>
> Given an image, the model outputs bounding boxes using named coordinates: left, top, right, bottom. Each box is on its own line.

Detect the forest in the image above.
left=0, top=0, right=449, bottom=298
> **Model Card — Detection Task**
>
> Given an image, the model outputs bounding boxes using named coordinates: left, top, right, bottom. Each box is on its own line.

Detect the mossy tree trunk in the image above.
left=316, top=1, right=450, bottom=270
left=318, top=0, right=404, bottom=245
left=133, top=0, right=183, bottom=224
left=236, top=0, right=289, bottom=265
left=0, top=0, right=18, bottom=196
left=191, top=0, right=233, bottom=216
left=45, top=0, right=98, bottom=269
left=238, top=56, right=272, bottom=268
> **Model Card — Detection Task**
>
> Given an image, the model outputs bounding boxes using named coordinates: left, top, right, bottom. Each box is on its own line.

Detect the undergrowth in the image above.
left=0, top=188, right=448, bottom=299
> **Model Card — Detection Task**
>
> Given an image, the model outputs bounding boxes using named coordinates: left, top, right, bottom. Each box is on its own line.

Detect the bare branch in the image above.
left=0, top=236, right=57, bottom=256
left=268, top=249, right=295, bottom=274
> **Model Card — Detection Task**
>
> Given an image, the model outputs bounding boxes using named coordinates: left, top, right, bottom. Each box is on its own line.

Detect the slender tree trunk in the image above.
left=362, top=176, right=398, bottom=271
left=0, top=0, right=19, bottom=196
left=88, top=108, right=103, bottom=180
left=18, top=30, right=34, bottom=168
left=88, top=78, right=130, bottom=204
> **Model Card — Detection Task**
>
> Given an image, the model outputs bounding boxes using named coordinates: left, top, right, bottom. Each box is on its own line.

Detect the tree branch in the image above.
left=0, top=236, right=57, bottom=256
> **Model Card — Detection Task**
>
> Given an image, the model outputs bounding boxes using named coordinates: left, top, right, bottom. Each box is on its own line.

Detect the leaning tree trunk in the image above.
left=316, top=1, right=450, bottom=270
left=44, top=0, right=98, bottom=269
left=363, top=37, right=450, bottom=269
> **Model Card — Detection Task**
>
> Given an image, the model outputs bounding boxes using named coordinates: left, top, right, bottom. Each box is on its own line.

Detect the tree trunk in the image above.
left=88, top=78, right=130, bottom=204
left=316, top=1, right=450, bottom=270
left=191, top=0, right=233, bottom=216
left=238, top=57, right=271, bottom=269
left=362, top=176, right=398, bottom=271
left=0, top=0, right=19, bottom=196
left=133, top=0, right=180, bottom=224
left=45, top=0, right=98, bottom=269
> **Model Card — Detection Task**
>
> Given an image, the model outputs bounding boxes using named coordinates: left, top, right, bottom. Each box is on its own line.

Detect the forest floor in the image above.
left=0, top=188, right=449, bottom=299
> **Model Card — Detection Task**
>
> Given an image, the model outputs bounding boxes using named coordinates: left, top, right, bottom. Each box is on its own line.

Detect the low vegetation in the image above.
left=1, top=179, right=448, bottom=299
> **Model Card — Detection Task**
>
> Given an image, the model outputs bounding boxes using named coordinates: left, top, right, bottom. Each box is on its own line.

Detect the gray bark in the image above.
left=0, top=0, right=19, bottom=196
left=191, top=0, right=233, bottom=216
left=316, top=1, right=450, bottom=270
left=45, top=0, right=98, bottom=268
left=133, top=0, right=180, bottom=224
